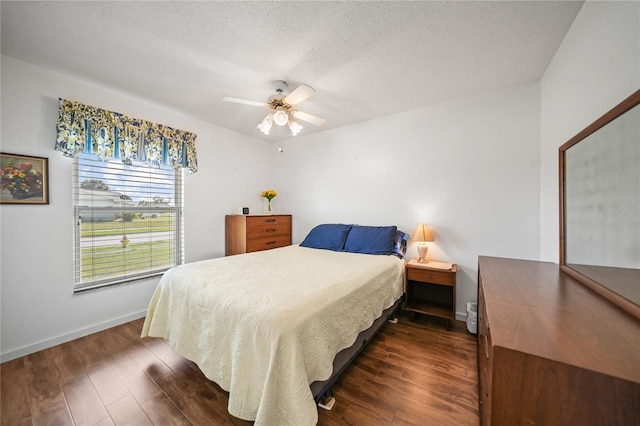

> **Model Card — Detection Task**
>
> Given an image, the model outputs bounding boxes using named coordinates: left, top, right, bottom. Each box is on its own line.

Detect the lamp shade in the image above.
left=414, top=224, right=434, bottom=242
left=257, top=114, right=273, bottom=135
left=288, top=121, right=303, bottom=136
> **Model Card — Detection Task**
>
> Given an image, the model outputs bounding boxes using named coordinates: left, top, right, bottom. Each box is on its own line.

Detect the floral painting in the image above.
left=0, top=153, right=49, bottom=204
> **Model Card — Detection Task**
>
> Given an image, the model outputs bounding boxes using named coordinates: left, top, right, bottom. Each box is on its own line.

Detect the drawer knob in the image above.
left=266, top=219, right=276, bottom=223
left=266, top=228, right=276, bottom=233
left=266, top=241, right=276, bottom=245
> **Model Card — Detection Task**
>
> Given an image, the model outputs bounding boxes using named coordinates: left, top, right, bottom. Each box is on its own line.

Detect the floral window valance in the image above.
left=55, top=99, right=198, bottom=173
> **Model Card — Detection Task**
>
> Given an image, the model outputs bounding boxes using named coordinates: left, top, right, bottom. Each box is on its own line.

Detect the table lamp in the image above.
left=414, top=224, right=434, bottom=263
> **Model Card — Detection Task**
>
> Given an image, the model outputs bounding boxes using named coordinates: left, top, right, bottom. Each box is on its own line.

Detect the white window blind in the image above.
left=73, top=153, right=183, bottom=292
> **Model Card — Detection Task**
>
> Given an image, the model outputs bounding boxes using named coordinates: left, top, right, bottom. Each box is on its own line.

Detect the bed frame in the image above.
left=311, top=295, right=404, bottom=405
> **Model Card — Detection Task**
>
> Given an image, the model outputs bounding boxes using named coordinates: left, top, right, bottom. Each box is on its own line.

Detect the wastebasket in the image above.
left=466, top=302, right=477, bottom=334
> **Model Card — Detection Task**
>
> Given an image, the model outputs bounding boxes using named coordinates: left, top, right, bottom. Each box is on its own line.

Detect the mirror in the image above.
left=560, top=89, right=640, bottom=319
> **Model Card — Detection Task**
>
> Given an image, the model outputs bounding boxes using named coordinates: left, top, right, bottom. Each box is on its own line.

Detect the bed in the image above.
left=141, top=224, right=407, bottom=425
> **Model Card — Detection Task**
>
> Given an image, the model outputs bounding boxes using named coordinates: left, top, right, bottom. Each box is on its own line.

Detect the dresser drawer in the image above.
left=246, top=221, right=290, bottom=239
left=407, top=268, right=455, bottom=285
left=246, top=215, right=291, bottom=228
left=246, top=235, right=291, bottom=253
left=477, top=281, right=492, bottom=425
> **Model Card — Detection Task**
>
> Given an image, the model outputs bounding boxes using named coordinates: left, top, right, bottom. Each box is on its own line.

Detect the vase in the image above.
left=10, top=188, right=43, bottom=200
left=267, top=199, right=272, bottom=214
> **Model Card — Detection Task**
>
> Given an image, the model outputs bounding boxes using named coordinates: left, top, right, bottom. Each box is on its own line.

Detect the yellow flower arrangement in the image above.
left=260, top=189, right=277, bottom=213
left=260, top=189, right=277, bottom=201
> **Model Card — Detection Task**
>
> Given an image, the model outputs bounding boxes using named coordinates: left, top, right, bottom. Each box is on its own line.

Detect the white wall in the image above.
left=540, top=0, right=640, bottom=262
left=0, top=56, right=272, bottom=361
left=272, top=84, right=542, bottom=318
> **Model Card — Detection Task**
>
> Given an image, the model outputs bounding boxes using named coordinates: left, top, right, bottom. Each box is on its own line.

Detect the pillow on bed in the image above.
left=300, top=224, right=352, bottom=251
left=393, top=230, right=409, bottom=259
left=343, top=225, right=398, bottom=255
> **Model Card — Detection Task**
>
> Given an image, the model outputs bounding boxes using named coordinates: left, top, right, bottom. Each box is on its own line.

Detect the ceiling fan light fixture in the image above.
left=257, top=114, right=273, bottom=135
left=273, top=109, right=289, bottom=126
left=288, top=121, right=303, bottom=136
left=223, top=81, right=326, bottom=137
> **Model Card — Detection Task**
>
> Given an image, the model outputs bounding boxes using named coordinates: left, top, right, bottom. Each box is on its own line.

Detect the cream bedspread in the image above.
left=141, top=244, right=405, bottom=426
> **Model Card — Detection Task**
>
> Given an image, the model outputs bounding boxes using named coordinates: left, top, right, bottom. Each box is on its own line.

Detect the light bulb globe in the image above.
left=273, top=110, right=289, bottom=126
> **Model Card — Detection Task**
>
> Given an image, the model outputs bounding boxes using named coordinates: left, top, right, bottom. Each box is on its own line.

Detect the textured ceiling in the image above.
left=1, top=1, right=583, bottom=142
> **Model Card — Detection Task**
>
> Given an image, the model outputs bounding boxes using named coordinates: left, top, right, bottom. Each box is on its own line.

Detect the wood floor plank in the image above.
left=353, top=349, right=404, bottom=379
left=0, top=358, right=32, bottom=426
left=25, top=350, right=69, bottom=397
left=376, top=365, right=478, bottom=421
left=118, top=318, right=146, bottom=342
left=330, top=370, right=397, bottom=423
left=94, top=417, right=116, bottom=426
left=95, top=330, right=135, bottom=360
left=106, top=394, right=153, bottom=426
left=399, top=364, right=478, bottom=409
left=62, top=374, right=111, bottom=426
left=87, top=363, right=131, bottom=406
left=111, top=355, right=162, bottom=405
left=141, top=337, right=191, bottom=372
left=140, top=393, right=193, bottom=426
left=24, top=351, right=75, bottom=426
left=321, top=382, right=396, bottom=425
left=393, top=406, right=473, bottom=426
left=57, top=334, right=112, bottom=381
left=154, top=370, right=232, bottom=425
left=126, top=340, right=173, bottom=381
left=30, top=390, right=73, bottom=426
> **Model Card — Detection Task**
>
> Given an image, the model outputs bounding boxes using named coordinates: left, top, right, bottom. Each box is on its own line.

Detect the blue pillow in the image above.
left=343, top=225, right=398, bottom=255
left=300, top=224, right=352, bottom=251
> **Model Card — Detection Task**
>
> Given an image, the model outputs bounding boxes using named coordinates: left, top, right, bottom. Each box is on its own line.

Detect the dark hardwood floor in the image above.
left=1, top=313, right=479, bottom=425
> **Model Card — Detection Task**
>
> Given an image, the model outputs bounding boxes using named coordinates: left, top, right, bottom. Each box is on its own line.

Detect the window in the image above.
left=55, top=98, right=197, bottom=292
left=73, top=153, right=184, bottom=292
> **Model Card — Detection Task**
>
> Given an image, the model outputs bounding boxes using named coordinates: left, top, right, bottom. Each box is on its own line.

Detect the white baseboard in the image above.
left=1, top=310, right=147, bottom=363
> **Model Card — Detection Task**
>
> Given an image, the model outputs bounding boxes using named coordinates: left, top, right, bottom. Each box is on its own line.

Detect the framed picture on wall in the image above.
left=0, top=153, right=49, bottom=205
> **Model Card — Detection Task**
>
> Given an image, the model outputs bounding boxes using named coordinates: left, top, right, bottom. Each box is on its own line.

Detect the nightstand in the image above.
left=405, top=261, right=457, bottom=329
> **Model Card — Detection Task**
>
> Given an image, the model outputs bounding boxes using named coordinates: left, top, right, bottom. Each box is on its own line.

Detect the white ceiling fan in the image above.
left=223, top=80, right=326, bottom=136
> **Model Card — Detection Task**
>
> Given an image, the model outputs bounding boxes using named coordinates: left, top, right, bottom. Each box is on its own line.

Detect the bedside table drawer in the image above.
left=407, top=268, right=455, bottom=285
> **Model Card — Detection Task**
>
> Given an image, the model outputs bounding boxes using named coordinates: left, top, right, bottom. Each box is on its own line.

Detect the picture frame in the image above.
left=0, top=153, right=49, bottom=205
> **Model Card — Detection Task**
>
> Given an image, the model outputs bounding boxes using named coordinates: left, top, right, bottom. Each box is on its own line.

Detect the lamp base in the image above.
left=417, top=244, right=429, bottom=263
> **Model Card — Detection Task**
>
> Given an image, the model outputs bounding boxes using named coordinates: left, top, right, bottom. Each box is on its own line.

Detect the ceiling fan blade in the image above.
left=284, top=84, right=315, bottom=106
left=222, top=96, right=266, bottom=107
left=292, top=110, right=326, bottom=126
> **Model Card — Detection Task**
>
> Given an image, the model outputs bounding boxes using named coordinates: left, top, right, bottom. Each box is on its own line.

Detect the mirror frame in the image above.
left=559, top=89, right=640, bottom=320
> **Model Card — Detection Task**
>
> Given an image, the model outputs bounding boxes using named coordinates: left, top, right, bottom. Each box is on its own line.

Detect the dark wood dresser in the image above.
left=225, top=214, right=291, bottom=256
left=477, top=256, right=640, bottom=426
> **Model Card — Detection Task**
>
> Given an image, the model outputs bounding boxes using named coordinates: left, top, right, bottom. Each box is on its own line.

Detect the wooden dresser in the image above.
left=477, top=256, right=640, bottom=426
left=225, top=214, right=291, bottom=256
